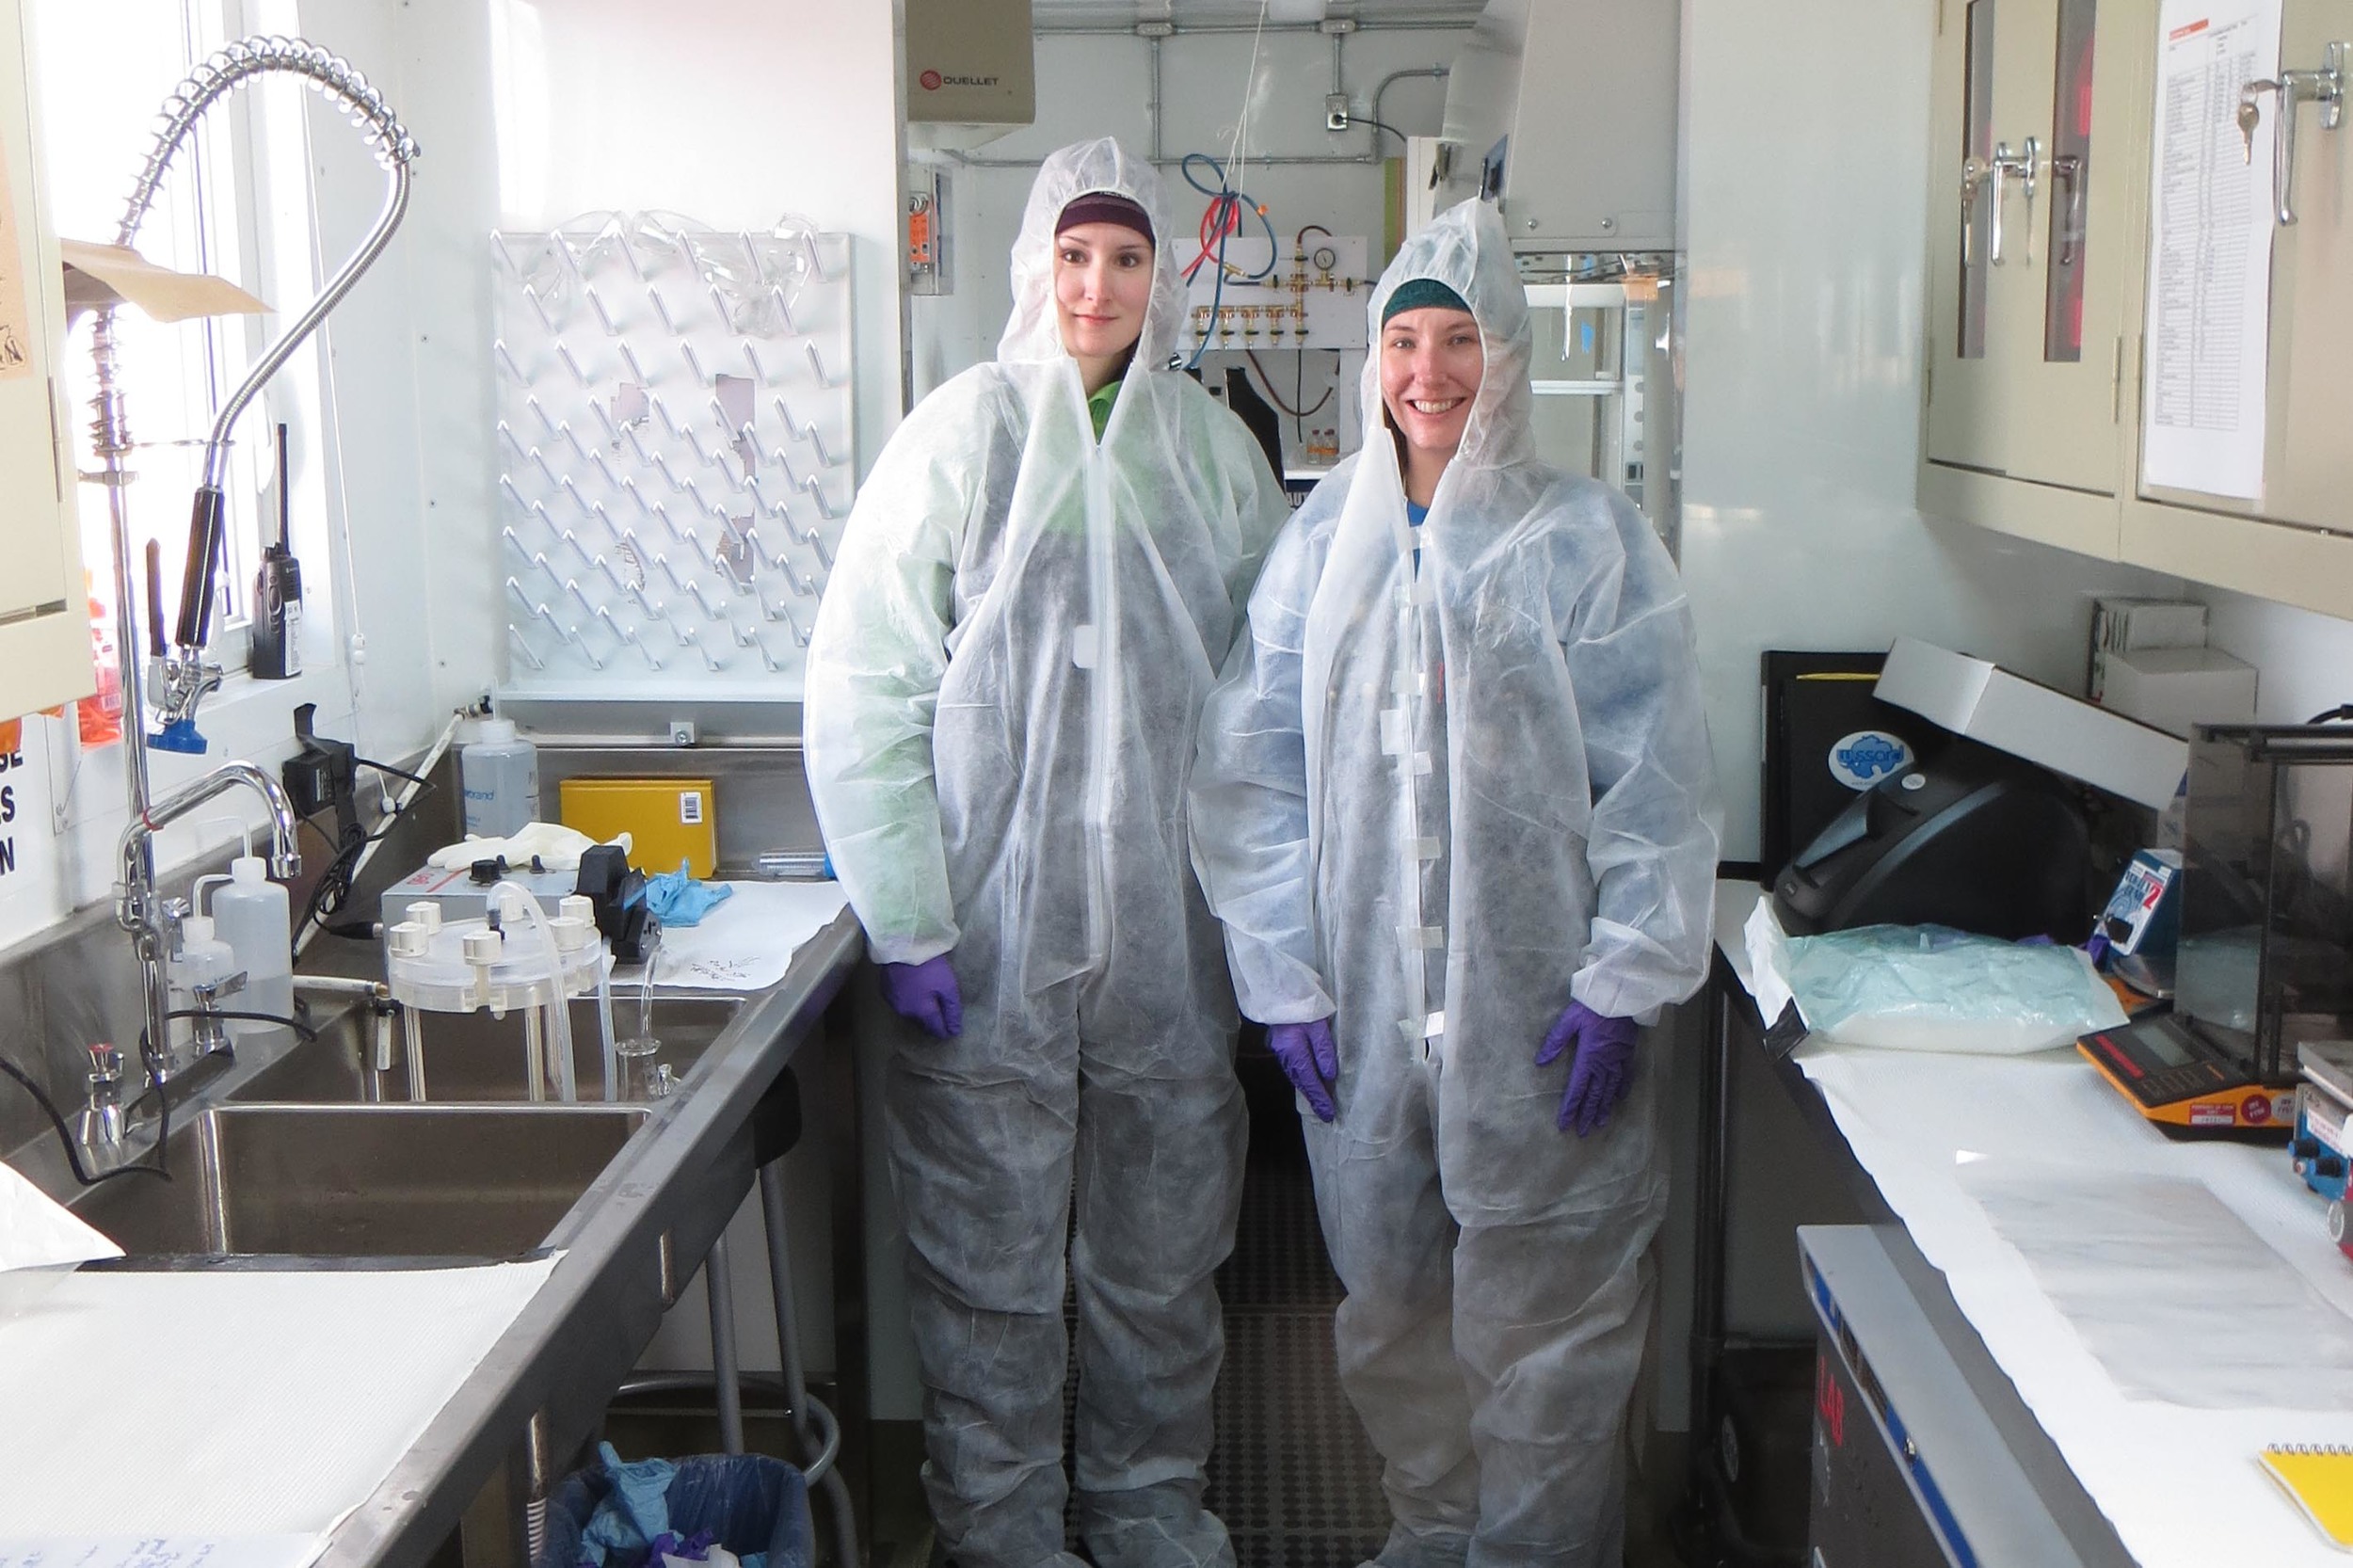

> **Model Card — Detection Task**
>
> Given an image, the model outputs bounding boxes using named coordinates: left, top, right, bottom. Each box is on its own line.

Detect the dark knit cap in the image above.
left=1381, top=277, right=1472, bottom=324
left=1057, top=191, right=1154, bottom=246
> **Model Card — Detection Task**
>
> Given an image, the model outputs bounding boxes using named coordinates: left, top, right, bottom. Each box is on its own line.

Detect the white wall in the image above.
left=913, top=26, right=1462, bottom=394
left=1676, top=0, right=2184, bottom=864
left=2199, top=589, right=2353, bottom=727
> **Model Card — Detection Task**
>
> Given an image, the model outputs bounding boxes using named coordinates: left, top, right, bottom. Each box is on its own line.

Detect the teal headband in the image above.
left=1381, top=277, right=1471, bottom=324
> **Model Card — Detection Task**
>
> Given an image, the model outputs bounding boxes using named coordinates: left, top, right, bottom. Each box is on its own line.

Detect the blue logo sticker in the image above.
left=1828, top=730, right=1914, bottom=790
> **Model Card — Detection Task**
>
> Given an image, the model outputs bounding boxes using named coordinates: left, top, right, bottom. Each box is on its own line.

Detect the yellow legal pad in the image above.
left=2262, top=1446, right=2353, bottom=1551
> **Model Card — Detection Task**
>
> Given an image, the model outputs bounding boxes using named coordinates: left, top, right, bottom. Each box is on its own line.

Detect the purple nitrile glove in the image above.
left=880, top=953, right=963, bottom=1039
left=1268, top=1016, right=1339, bottom=1123
left=1536, top=1000, right=1641, bottom=1137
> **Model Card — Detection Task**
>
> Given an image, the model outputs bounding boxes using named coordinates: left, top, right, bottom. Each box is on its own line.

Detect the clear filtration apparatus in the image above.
left=381, top=884, right=614, bottom=1101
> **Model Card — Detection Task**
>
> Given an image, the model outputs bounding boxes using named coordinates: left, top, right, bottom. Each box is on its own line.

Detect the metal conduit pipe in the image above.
left=964, top=42, right=1451, bottom=172
left=1033, top=18, right=1469, bottom=34
left=1372, top=64, right=1452, bottom=139
left=1149, top=35, right=1164, bottom=163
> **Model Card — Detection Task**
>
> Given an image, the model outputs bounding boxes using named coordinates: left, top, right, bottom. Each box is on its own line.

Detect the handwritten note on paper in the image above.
left=626, top=879, right=849, bottom=992
left=0, top=1539, right=327, bottom=1568
left=2141, top=0, right=2283, bottom=500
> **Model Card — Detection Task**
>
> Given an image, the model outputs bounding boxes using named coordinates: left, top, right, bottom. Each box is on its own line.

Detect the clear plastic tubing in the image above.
left=499, top=883, right=577, bottom=1102
left=595, top=954, right=617, bottom=1102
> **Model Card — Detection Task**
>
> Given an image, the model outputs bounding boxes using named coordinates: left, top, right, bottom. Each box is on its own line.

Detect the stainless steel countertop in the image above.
left=317, top=906, right=862, bottom=1568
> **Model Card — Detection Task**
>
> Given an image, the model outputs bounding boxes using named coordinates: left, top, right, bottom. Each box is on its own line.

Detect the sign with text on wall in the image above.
left=0, top=719, right=67, bottom=951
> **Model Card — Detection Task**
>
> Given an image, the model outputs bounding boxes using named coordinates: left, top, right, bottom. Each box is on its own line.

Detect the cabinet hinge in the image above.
left=2112, top=335, right=2125, bottom=422
left=1924, top=361, right=1933, bottom=408
left=46, top=376, right=63, bottom=503
left=1937, top=0, right=1945, bottom=36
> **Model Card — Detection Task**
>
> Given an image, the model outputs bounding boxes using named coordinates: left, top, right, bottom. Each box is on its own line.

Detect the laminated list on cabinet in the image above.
left=2142, top=0, right=2281, bottom=501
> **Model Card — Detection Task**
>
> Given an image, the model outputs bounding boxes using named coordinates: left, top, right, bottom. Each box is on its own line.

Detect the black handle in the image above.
left=142, top=538, right=166, bottom=658
left=174, top=485, right=226, bottom=649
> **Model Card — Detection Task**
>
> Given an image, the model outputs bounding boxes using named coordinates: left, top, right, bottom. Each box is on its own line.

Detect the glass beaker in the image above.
left=616, top=1034, right=670, bottom=1101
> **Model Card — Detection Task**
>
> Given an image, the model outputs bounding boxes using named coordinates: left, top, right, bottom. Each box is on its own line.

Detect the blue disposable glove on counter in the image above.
left=1536, top=1000, right=1640, bottom=1136
left=645, top=862, right=733, bottom=926
left=1267, top=1016, right=1339, bottom=1123
left=881, top=953, right=962, bottom=1038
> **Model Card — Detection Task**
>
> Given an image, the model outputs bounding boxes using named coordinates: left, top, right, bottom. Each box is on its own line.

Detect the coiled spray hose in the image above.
left=109, top=37, right=420, bottom=655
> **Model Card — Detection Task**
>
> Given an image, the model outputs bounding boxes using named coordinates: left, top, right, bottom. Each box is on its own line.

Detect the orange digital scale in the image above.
left=2079, top=1006, right=2297, bottom=1138
left=2077, top=723, right=2353, bottom=1141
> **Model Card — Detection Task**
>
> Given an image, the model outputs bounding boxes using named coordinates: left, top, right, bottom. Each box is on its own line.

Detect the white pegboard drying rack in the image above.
left=490, top=216, right=853, bottom=699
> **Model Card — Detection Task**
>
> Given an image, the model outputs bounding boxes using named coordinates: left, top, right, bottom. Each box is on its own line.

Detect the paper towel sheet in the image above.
left=0, top=1257, right=557, bottom=1534
left=629, top=880, right=848, bottom=992
left=1795, top=1041, right=2353, bottom=1564
left=0, top=1159, right=123, bottom=1326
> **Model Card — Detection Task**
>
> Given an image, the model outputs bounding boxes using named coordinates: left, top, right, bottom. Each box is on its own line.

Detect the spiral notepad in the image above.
left=2261, top=1445, right=2353, bottom=1550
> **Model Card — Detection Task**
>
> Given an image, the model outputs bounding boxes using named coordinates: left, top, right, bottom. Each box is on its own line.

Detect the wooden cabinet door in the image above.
left=2236, top=0, right=2353, bottom=536
left=2006, top=0, right=2151, bottom=493
left=0, top=0, right=92, bottom=717
left=1929, top=0, right=2142, bottom=495
left=1929, top=0, right=2053, bottom=478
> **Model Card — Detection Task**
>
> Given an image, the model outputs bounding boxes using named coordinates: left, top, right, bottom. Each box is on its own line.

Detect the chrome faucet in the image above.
left=79, top=39, right=412, bottom=1092
left=116, top=762, right=301, bottom=1080
left=76, top=1045, right=128, bottom=1165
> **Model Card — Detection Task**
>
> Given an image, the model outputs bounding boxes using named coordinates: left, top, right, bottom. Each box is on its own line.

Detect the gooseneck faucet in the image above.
left=83, top=38, right=418, bottom=1086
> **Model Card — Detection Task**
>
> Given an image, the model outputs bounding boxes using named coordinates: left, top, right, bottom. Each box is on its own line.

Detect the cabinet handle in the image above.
left=2240, top=42, right=2347, bottom=226
left=1987, top=137, right=2040, bottom=265
left=2049, top=152, right=2085, bottom=268
left=1961, top=157, right=1987, bottom=265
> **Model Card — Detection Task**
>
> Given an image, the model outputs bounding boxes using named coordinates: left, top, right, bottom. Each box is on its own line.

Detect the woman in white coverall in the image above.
left=803, top=139, right=1288, bottom=1568
left=1189, top=198, right=1720, bottom=1566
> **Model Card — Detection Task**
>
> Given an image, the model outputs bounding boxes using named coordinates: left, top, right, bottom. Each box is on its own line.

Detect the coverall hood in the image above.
left=1362, top=197, right=1535, bottom=476
left=1000, top=137, right=1185, bottom=371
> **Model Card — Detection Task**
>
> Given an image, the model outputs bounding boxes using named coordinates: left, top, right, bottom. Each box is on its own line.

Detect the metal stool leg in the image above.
left=705, top=1232, right=745, bottom=1456
left=760, top=1159, right=859, bottom=1567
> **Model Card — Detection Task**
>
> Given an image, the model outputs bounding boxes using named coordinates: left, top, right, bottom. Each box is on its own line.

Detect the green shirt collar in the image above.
left=1086, top=375, right=1123, bottom=439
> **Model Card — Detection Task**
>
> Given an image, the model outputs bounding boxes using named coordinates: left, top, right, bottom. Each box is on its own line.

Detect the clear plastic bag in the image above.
left=1747, top=900, right=2127, bottom=1055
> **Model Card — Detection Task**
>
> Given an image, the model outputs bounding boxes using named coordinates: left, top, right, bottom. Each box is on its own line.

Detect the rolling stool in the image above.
left=627, top=1067, right=859, bottom=1566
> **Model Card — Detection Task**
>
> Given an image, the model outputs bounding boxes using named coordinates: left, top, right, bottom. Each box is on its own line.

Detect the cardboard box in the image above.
left=2097, top=646, right=2259, bottom=738
left=1875, top=637, right=2189, bottom=810
left=2089, top=597, right=2208, bottom=699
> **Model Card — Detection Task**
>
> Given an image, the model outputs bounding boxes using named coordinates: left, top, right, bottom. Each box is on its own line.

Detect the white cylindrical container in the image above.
left=209, top=856, right=294, bottom=1038
left=460, top=718, right=540, bottom=839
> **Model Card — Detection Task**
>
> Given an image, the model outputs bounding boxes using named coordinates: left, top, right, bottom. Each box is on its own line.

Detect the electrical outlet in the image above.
left=1325, top=95, right=1350, bottom=133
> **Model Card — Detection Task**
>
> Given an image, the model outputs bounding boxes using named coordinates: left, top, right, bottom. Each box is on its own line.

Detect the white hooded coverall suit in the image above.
left=804, top=139, right=1289, bottom=1568
left=1189, top=198, right=1721, bottom=1567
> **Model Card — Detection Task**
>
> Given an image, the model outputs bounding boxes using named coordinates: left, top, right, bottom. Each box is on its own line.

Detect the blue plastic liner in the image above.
left=536, top=1444, right=812, bottom=1568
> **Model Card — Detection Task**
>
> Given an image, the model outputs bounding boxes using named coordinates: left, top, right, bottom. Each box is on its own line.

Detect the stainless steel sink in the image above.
left=227, top=996, right=740, bottom=1104
left=69, top=1103, right=647, bottom=1258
